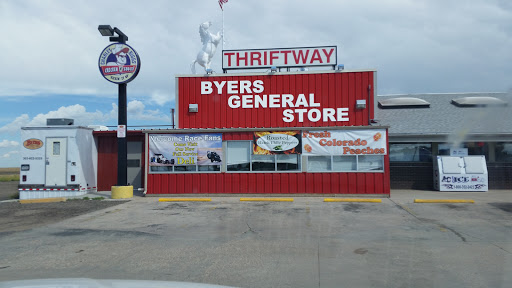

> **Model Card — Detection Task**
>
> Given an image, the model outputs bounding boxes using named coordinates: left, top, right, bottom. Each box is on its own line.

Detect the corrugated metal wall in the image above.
left=147, top=172, right=389, bottom=194
left=95, top=131, right=145, bottom=191
left=146, top=130, right=390, bottom=195
left=178, top=71, right=374, bottom=129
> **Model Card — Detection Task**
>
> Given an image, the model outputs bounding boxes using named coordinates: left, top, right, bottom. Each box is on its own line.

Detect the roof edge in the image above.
left=142, top=126, right=389, bottom=133
left=175, top=69, right=377, bottom=78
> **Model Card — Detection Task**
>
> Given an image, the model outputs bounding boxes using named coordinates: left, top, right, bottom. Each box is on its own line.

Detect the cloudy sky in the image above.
left=0, top=0, right=511, bottom=167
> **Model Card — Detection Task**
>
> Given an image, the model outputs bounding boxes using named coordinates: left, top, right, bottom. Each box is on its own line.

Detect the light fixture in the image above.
left=356, top=99, right=366, bottom=109
left=337, top=64, right=345, bottom=71
left=98, top=25, right=114, bottom=36
left=270, top=66, right=277, bottom=73
left=206, top=68, right=213, bottom=74
left=98, top=25, right=128, bottom=43
left=189, top=104, right=198, bottom=113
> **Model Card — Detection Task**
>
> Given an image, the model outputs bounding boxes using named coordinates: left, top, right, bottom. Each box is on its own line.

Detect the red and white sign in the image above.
left=177, top=71, right=375, bottom=129
left=302, top=130, right=387, bottom=156
left=222, top=46, right=337, bottom=70
left=200, top=79, right=349, bottom=124
left=117, top=125, right=126, bottom=138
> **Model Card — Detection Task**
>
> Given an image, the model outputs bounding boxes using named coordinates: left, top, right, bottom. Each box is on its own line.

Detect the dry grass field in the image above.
left=0, top=167, right=19, bottom=182
left=0, top=167, right=19, bottom=175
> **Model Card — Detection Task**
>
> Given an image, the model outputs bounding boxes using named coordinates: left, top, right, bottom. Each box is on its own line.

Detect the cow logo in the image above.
left=23, top=138, right=43, bottom=150
left=98, top=43, right=141, bottom=84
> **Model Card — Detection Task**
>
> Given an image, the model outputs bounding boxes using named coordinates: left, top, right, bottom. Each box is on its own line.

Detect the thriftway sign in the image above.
left=222, top=46, right=337, bottom=70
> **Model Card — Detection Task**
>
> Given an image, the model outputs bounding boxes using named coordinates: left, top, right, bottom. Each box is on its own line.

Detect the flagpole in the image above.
left=222, top=5, right=225, bottom=51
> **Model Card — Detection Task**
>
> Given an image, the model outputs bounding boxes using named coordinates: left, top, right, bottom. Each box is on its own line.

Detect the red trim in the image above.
left=93, top=130, right=143, bottom=135
left=19, top=188, right=80, bottom=191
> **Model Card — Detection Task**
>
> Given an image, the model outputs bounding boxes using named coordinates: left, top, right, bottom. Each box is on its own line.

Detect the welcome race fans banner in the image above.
left=302, top=129, right=387, bottom=155
left=149, top=133, right=222, bottom=166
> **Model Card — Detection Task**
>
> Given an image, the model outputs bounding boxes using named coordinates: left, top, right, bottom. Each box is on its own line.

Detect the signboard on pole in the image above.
left=98, top=43, right=141, bottom=84
left=117, top=125, right=126, bottom=138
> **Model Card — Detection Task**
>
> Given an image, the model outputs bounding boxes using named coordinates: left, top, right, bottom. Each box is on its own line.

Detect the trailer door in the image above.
left=45, top=137, right=67, bottom=186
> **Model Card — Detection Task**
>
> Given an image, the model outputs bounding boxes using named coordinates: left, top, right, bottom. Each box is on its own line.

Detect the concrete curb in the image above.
left=159, top=198, right=212, bottom=202
left=414, top=199, right=475, bottom=203
left=19, top=197, right=67, bottom=204
left=240, top=198, right=294, bottom=202
left=324, top=198, right=382, bottom=203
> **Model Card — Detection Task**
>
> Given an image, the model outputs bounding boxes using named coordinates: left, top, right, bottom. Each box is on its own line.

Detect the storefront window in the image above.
left=333, top=156, right=357, bottom=171
left=252, top=154, right=275, bottom=171
left=389, top=143, right=432, bottom=162
left=198, top=165, right=221, bottom=171
left=150, top=166, right=172, bottom=172
left=307, top=156, right=331, bottom=172
left=307, top=155, right=384, bottom=172
left=174, top=166, right=197, bottom=172
left=277, top=154, right=300, bottom=171
left=495, top=143, right=512, bottom=162
left=358, top=155, right=384, bottom=171
left=227, top=141, right=251, bottom=171
left=227, top=141, right=301, bottom=172
left=438, top=142, right=488, bottom=160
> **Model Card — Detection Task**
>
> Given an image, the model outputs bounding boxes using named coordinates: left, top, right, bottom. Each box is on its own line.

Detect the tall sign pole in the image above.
left=98, top=25, right=141, bottom=187
left=118, top=82, right=127, bottom=186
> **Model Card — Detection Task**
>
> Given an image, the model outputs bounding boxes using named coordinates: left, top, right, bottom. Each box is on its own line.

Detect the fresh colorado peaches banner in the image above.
left=302, top=129, right=387, bottom=155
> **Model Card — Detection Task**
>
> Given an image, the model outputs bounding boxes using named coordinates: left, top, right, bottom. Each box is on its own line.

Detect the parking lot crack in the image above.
left=389, top=199, right=419, bottom=219
left=390, top=199, right=468, bottom=243
left=456, top=231, right=512, bottom=254
left=437, top=224, right=466, bottom=242
left=490, top=243, right=512, bottom=254
left=243, top=221, right=257, bottom=235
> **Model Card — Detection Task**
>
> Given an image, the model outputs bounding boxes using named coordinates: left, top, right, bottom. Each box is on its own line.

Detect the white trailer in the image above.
left=19, top=126, right=98, bottom=199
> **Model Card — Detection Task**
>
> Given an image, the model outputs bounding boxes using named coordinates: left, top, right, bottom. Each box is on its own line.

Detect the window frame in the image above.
left=149, top=164, right=222, bottom=174
left=305, top=154, right=385, bottom=173
left=226, top=140, right=302, bottom=173
left=389, top=142, right=432, bottom=162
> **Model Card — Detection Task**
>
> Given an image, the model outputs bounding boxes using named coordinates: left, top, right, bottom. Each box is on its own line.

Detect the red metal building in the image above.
left=94, top=70, right=390, bottom=195
left=141, top=70, right=390, bottom=195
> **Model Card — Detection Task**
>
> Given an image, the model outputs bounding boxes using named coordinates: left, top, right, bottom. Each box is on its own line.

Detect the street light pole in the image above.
left=98, top=25, right=139, bottom=187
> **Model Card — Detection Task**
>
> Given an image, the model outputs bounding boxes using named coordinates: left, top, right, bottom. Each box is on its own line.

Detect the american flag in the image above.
left=219, top=0, right=228, bottom=10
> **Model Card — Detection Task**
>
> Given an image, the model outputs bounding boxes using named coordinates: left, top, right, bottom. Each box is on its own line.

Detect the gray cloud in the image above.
left=0, top=0, right=510, bottom=101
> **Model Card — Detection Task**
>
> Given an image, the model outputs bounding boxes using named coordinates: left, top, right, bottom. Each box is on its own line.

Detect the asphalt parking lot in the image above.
left=0, top=191, right=511, bottom=288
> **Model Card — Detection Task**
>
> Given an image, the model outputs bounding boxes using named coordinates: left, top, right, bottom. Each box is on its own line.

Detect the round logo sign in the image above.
left=23, top=138, right=43, bottom=150
left=98, top=43, right=141, bottom=84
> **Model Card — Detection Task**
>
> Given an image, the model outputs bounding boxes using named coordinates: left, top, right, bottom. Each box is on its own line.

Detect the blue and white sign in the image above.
left=148, top=134, right=223, bottom=166
left=98, top=43, right=141, bottom=84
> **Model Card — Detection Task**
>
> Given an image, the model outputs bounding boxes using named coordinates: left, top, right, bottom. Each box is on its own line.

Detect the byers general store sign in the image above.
left=201, top=79, right=349, bottom=123
left=222, top=46, right=337, bottom=70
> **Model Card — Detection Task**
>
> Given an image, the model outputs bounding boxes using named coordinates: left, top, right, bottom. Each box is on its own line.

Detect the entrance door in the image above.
left=45, top=137, right=67, bottom=186
left=127, top=141, right=142, bottom=189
